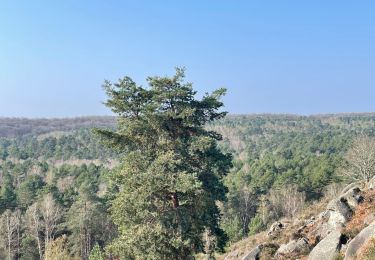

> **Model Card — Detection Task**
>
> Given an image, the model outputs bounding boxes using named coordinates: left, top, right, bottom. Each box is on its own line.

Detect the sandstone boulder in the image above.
left=327, top=198, right=352, bottom=228
left=367, top=176, right=375, bottom=189
left=344, top=222, right=375, bottom=260
left=275, top=237, right=309, bottom=259
left=340, top=182, right=361, bottom=195
left=340, top=187, right=363, bottom=209
left=308, top=221, right=335, bottom=245
left=241, top=245, right=262, bottom=260
left=267, top=221, right=284, bottom=237
left=308, top=230, right=343, bottom=260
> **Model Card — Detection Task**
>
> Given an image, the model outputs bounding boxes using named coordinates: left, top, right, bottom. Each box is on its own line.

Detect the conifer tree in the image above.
left=0, top=174, right=16, bottom=213
left=96, top=68, right=232, bottom=259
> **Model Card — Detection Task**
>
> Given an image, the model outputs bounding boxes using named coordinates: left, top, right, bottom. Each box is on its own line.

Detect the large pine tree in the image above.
left=97, top=68, right=232, bottom=259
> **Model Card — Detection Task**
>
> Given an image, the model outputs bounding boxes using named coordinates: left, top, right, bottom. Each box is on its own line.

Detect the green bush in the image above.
left=249, top=215, right=265, bottom=235
left=89, top=243, right=104, bottom=260
left=332, top=253, right=344, bottom=260
left=221, top=216, right=242, bottom=243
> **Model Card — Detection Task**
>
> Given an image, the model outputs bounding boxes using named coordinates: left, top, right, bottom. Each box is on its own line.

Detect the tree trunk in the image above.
left=171, top=192, right=179, bottom=208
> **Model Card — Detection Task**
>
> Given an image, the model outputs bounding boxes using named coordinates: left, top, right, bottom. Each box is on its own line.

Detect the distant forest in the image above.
left=0, top=114, right=375, bottom=258
left=0, top=116, right=116, bottom=137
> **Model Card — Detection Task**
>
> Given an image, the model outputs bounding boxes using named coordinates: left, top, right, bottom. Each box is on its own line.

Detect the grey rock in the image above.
left=308, top=230, right=343, bottom=260
left=340, top=187, right=363, bottom=209
left=304, top=216, right=316, bottom=227
left=223, top=249, right=240, bottom=260
left=340, top=182, right=361, bottom=195
left=328, top=212, right=346, bottom=229
left=309, top=221, right=335, bottom=243
left=318, top=210, right=331, bottom=221
left=242, top=245, right=262, bottom=260
left=275, top=237, right=309, bottom=258
left=327, top=198, right=353, bottom=228
left=344, top=222, right=375, bottom=260
left=367, top=176, right=375, bottom=189
left=267, top=221, right=284, bottom=237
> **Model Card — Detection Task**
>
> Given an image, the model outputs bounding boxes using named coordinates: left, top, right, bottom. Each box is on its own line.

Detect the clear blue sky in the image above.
left=1, top=1, right=374, bottom=117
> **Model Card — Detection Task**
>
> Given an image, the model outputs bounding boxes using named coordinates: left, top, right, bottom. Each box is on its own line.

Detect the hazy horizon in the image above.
left=3, top=112, right=375, bottom=120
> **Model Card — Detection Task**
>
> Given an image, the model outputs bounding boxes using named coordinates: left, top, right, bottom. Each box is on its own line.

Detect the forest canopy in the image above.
left=1, top=111, right=375, bottom=258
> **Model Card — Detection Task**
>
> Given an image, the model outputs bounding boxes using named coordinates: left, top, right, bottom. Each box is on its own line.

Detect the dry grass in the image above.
left=343, top=189, right=375, bottom=239
left=271, top=198, right=329, bottom=247
left=216, top=232, right=267, bottom=260
left=217, top=198, right=329, bottom=259
left=357, top=238, right=375, bottom=260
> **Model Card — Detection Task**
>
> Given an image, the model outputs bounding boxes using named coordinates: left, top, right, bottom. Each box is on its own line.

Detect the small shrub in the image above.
left=332, top=252, right=344, bottom=260
left=221, top=215, right=243, bottom=243
left=249, top=215, right=265, bottom=235
left=259, top=243, right=279, bottom=260
left=89, top=243, right=104, bottom=260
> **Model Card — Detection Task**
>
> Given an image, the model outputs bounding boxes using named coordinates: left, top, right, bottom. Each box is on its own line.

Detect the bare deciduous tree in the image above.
left=341, top=135, right=375, bottom=182
left=1, top=209, right=21, bottom=260
left=324, top=182, right=346, bottom=200
left=25, top=203, right=43, bottom=259
left=41, top=194, right=61, bottom=249
left=238, top=186, right=257, bottom=235
left=25, top=194, right=62, bottom=259
left=269, top=184, right=305, bottom=219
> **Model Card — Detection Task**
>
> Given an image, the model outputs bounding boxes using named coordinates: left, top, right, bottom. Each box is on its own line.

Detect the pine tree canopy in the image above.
left=96, top=68, right=232, bottom=259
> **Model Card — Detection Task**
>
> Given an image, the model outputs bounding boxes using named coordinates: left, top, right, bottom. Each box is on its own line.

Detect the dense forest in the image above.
left=0, top=113, right=375, bottom=259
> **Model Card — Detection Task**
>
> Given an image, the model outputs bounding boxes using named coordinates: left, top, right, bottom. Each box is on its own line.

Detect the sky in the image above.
left=0, top=1, right=374, bottom=117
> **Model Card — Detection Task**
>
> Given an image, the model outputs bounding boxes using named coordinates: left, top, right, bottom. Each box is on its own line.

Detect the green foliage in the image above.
left=2, top=106, right=375, bottom=257
left=89, top=243, right=104, bottom=260
left=66, top=191, right=113, bottom=259
left=216, top=114, right=375, bottom=243
left=17, top=175, right=45, bottom=209
left=219, top=215, right=242, bottom=243
left=0, top=173, right=16, bottom=213
left=248, top=215, right=265, bottom=235
left=0, top=129, right=117, bottom=161
left=0, top=118, right=119, bottom=258
left=20, top=235, right=40, bottom=260
left=332, top=253, right=344, bottom=260
left=97, top=68, right=232, bottom=259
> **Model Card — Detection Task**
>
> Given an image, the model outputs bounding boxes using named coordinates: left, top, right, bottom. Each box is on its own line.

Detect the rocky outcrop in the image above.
left=241, top=245, right=262, bottom=260
left=340, top=182, right=361, bottom=195
left=267, top=221, right=284, bottom=238
left=323, top=186, right=363, bottom=230
left=274, top=237, right=309, bottom=259
left=239, top=243, right=280, bottom=260
left=308, top=230, right=344, bottom=260
left=222, top=184, right=374, bottom=260
left=344, top=222, right=375, bottom=260
left=326, top=198, right=353, bottom=228
left=340, top=187, right=363, bottom=209
left=367, top=176, right=375, bottom=189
